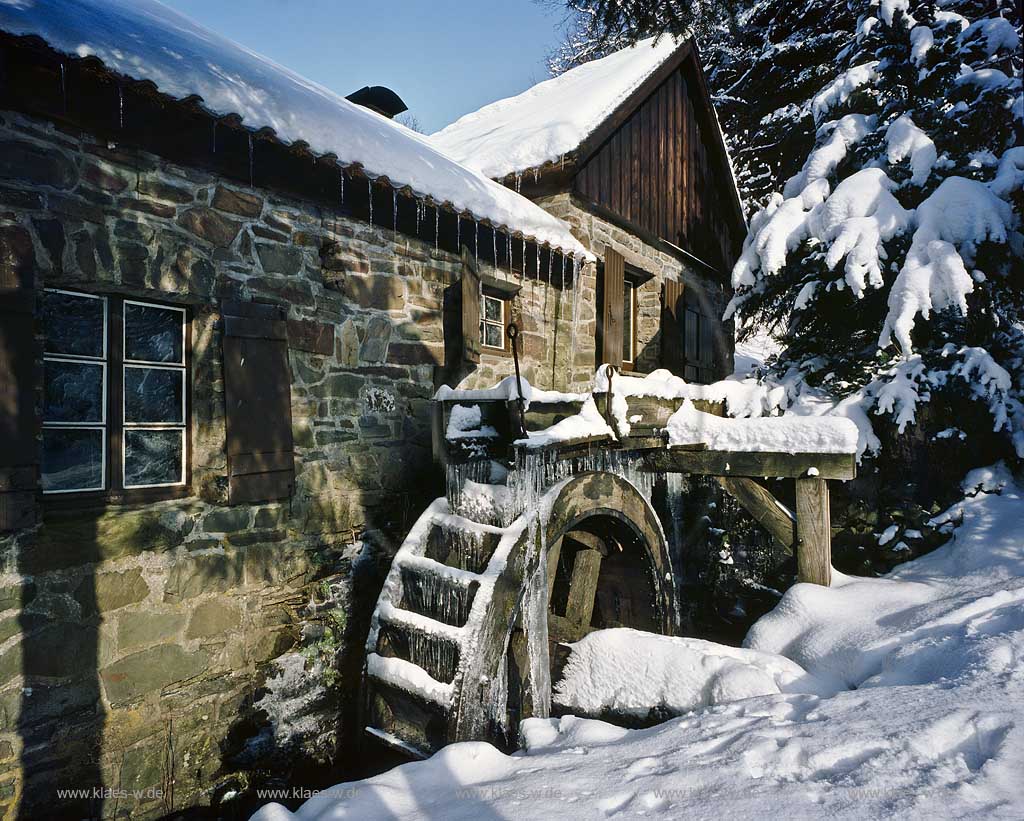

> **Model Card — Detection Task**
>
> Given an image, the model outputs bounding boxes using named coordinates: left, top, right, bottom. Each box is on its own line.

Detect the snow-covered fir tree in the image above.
left=728, top=0, right=1023, bottom=470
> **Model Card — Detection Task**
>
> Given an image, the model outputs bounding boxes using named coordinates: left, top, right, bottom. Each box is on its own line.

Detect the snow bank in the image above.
left=554, top=628, right=838, bottom=718
left=434, top=375, right=585, bottom=409
left=252, top=473, right=1024, bottom=821
left=666, top=399, right=859, bottom=454
left=747, top=472, right=1024, bottom=691
left=0, top=0, right=589, bottom=258
left=431, top=37, right=678, bottom=179
left=515, top=397, right=613, bottom=448
left=445, top=404, right=498, bottom=439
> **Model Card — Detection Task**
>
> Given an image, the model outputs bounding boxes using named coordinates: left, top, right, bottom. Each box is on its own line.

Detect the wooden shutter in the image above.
left=461, top=246, right=481, bottom=365
left=0, top=226, right=38, bottom=531
left=601, top=248, right=625, bottom=367
left=661, top=278, right=685, bottom=375
left=221, top=300, right=295, bottom=504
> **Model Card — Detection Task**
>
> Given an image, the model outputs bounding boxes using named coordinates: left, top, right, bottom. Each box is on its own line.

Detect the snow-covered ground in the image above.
left=251, top=465, right=1024, bottom=820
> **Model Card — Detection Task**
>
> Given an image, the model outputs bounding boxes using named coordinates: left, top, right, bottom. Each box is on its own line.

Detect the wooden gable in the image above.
left=572, top=44, right=745, bottom=274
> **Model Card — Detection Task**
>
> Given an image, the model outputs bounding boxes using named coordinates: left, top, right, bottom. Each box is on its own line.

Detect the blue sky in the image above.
left=160, top=0, right=569, bottom=134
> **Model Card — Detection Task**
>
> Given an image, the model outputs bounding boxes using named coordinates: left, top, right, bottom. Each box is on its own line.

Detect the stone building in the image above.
left=433, top=35, right=746, bottom=382
left=0, top=2, right=743, bottom=818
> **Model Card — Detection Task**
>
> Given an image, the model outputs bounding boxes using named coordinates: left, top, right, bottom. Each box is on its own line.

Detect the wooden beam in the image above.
left=564, top=549, right=603, bottom=632
left=547, top=613, right=594, bottom=644
left=795, top=477, right=832, bottom=586
left=565, top=530, right=609, bottom=556
left=641, top=449, right=856, bottom=481
left=715, top=476, right=795, bottom=554
left=546, top=536, right=563, bottom=601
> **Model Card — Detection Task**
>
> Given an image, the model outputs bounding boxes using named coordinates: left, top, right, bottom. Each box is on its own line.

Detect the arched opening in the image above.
left=498, top=473, right=673, bottom=747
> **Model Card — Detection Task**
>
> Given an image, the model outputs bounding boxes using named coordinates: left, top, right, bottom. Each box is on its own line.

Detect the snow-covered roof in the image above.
left=431, top=36, right=681, bottom=179
left=0, top=0, right=589, bottom=258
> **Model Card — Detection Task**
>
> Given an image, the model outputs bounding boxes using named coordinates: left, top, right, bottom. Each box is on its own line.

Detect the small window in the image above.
left=41, top=290, right=189, bottom=497
left=480, top=293, right=507, bottom=351
left=622, top=280, right=637, bottom=366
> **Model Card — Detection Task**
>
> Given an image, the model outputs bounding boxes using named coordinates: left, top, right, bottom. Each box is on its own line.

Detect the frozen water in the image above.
left=522, top=528, right=552, bottom=720
left=400, top=566, right=474, bottom=627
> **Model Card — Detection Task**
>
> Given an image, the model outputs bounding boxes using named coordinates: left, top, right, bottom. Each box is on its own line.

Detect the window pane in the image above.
left=44, top=360, right=104, bottom=423
left=42, top=428, right=104, bottom=492
left=484, top=296, right=502, bottom=322
left=124, top=429, right=183, bottom=487
left=124, top=366, right=184, bottom=424
left=42, top=291, right=105, bottom=358
left=484, top=323, right=503, bottom=348
left=124, top=302, right=183, bottom=363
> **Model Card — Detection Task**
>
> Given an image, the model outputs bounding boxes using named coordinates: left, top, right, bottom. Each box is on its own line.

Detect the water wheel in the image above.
left=362, top=468, right=676, bottom=758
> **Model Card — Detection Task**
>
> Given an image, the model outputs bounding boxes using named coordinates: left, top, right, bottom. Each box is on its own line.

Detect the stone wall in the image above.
left=537, top=193, right=734, bottom=380
left=0, top=110, right=585, bottom=819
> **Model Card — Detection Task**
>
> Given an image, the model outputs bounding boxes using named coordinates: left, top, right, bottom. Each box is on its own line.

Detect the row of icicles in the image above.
left=74, top=62, right=583, bottom=298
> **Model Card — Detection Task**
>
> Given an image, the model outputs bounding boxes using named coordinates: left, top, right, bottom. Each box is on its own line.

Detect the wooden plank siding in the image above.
left=574, top=64, right=740, bottom=272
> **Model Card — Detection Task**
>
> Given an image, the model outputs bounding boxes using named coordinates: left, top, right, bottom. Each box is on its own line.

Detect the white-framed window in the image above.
left=480, top=292, right=507, bottom=351
left=622, top=280, right=637, bottom=365
left=41, top=290, right=189, bottom=496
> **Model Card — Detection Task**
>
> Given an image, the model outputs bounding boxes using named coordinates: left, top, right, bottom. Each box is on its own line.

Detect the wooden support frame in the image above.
left=795, top=477, right=832, bottom=586
left=641, top=449, right=855, bottom=481
left=714, top=476, right=795, bottom=554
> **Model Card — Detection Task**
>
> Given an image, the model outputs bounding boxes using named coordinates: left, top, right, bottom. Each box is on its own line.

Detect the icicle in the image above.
left=474, top=220, right=479, bottom=266
left=339, top=167, right=344, bottom=204
left=59, top=63, right=67, bottom=113
left=533, top=167, right=539, bottom=183
left=547, top=246, right=552, bottom=282
left=515, top=172, right=522, bottom=193
left=367, top=179, right=373, bottom=224
left=118, top=84, right=124, bottom=129
left=536, top=243, right=541, bottom=280
left=247, top=134, right=254, bottom=187
left=507, top=234, right=513, bottom=274
left=435, top=206, right=440, bottom=250
left=522, top=535, right=551, bottom=719
left=393, top=189, right=398, bottom=231
left=212, top=120, right=217, bottom=154
left=456, top=214, right=461, bottom=249
left=521, top=238, right=526, bottom=281
left=492, top=229, right=497, bottom=272
left=415, top=199, right=421, bottom=233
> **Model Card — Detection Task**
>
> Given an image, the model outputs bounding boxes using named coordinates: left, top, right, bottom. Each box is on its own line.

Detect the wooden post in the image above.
left=565, top=549, right=603, bottom=631
left=795, top=477, right=832, bottom=586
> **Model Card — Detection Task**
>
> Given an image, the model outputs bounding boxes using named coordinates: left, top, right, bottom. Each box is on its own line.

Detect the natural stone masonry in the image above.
left=537, top=192, right=734, bottom=379
left=0, top=109, right=594, bottom=819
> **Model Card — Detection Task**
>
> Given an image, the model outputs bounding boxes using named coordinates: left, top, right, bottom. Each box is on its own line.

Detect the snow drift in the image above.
left=250, top=470, right=1024, bottom=820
